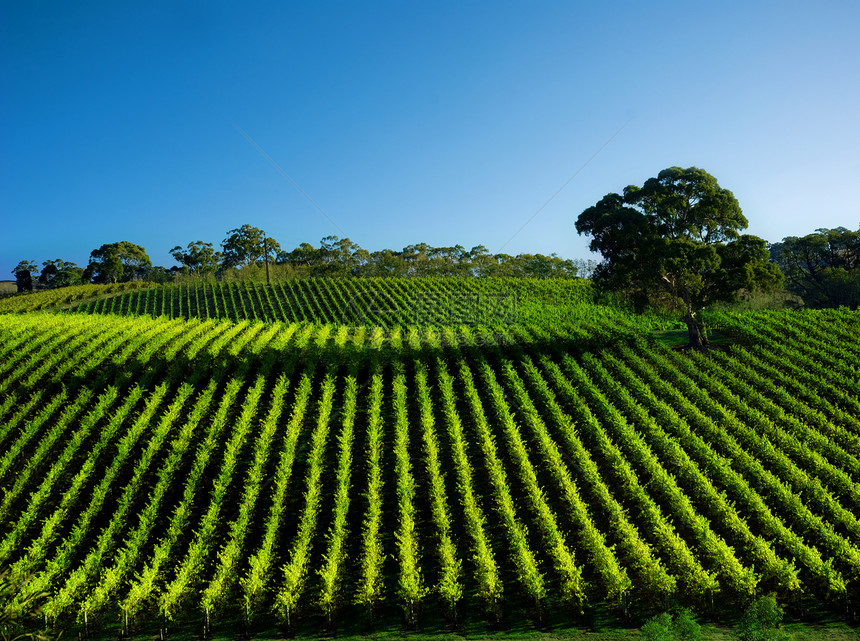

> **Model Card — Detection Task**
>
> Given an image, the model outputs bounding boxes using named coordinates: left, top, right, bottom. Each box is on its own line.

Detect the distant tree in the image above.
left=318, top=236, right=364, bottom=276
left=12, top=260, right=38, bottom=292
left=85, top=241, right=152, bottom=283
left=53, top=265, right=85, bottom=288
left=258, top=235, right=590, bottom=280
left=221, top=225, right=281, bottom=269
left=12, top=260, right=39, bottom=277
left=38, top=259, right=83, bottom=288
left=425, top=244, right=470, bottom=276
left=364, top=249, right=405, bottom=276
left=352, top=246, right=371, bottom=272
left=169, top=241, right=223, bottom=276
left=576, top=166, right=782, bottom=348
left=769, top=225, right=860, bottom=308
left=469, top=245, right=496, bottom=277
left=38, top=261, right=60, bottom=287
left=279, top=242, right=319, bottom=267
left=146, top=265, right=175, bottom=284
left=571, top=258, right=598, bottom=279
left=472, top=252, right=578, bottom=278
left=486, top=253, right=515, bottom=277
left=401, top=243, right=433, bottom=276
left=516, top=253, right=578, bottom=278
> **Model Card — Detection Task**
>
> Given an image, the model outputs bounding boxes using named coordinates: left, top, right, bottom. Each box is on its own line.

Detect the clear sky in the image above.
left=2, top=1, right=858, bottom=277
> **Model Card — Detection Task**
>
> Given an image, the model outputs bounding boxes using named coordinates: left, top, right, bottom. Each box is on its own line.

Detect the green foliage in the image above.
left=144, top=265, right=175, bottom=284
left=316, top=235, right=367, bottom=277
left=14, top=272, right=33, bottom=293
left=86, top=240, right=151, bottom=283
left=706, top=289, right=803, bottom=313
left=0, top=283, right=140, bottom=313
left=39, top=260, right=84, bottom=288
left=1, top=294, right=858, bottom=632
left=11, top=261, right=39, bottom=278
left=642, top=613, right=675, bottom=641
left=11, top=261, right=38, bottom=292
left=9, top=259, right=84, bottom=291
left=170, top=240, right=223, bottom=275
left=576, top=166, right=782, bottom=345
left=641, top=610, right=701, bottom=641
left=673, top=609, right=703, bottom=640
left=221, top=224, right=281, bottom=269
left=273, top=235, right=586, bottom=277
left=770, top=225, right=860, bottom=308
left=0, top=570, right=54, bottom=641
left=52, top=276, right=616, bottom=330
left=9, top=260, right=83, bottom=291
left=736, top=596, right=791, bottom=641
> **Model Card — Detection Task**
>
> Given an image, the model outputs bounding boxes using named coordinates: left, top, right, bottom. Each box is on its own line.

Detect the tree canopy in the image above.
left=769, top=225, right=860, bottom=309
left=270, top=236, right=584, bottom=278
left=221, top=225, right=281, bottom=269
left=11, top=260, right=38, bottom=292
left=13, top=228, right=590, bottom=293
left=38, top=259, right=84, bottom=288
left=11, top=260, right=39, bottom=277
left=576, top=166, right=782, bottom=347
left=169, top=241, right=222, bottom=276
left=85, top=241, right=152, bottom=284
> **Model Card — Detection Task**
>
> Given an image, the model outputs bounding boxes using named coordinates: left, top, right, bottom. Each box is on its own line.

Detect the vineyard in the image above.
left=0, top=279, right=859, bottom=637
left=0, top=278, right=674, bottom=333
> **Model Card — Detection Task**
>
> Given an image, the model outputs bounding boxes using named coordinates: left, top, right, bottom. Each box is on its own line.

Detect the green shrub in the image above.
left=641, top=612, right=674, bottom=641
left=641, top=609, right=701, bottom=641
left=672, top=608, right=702, bottom=640
left=736, top=595, right=791, bottom=641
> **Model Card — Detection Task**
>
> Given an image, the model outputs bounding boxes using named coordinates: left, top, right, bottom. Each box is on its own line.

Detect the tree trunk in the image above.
left=682, top=308, right=707, bottom=350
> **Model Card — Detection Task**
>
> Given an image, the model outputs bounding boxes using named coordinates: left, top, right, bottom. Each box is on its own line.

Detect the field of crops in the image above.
left=0, top=278, right=678, bottom=333
left=1, top=280, right=859, bottom=637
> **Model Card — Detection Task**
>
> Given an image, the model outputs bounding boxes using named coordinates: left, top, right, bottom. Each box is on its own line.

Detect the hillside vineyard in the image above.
left=0, top=281, right=858, bottom=634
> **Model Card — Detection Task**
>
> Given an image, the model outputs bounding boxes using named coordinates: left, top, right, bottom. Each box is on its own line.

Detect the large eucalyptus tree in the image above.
left=576, top=166, right=782, bottom=348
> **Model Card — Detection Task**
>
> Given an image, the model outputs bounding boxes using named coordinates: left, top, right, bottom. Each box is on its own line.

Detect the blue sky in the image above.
left=2, top=1, right=858, bottom=276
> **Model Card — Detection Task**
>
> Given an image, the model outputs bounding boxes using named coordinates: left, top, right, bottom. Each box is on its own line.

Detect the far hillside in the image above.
left=0, top=277, right=685, bottom=334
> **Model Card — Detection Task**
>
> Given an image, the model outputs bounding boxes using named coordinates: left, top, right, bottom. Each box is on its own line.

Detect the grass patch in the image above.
left=650, top=329, right=735, bottom=349
left=47, top=618, right=860, bottom=641
left=0, top=280, right=17, bottom=294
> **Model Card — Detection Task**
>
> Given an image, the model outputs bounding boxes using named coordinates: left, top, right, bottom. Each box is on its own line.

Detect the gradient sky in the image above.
left=2, top=1, right=859, bottom=277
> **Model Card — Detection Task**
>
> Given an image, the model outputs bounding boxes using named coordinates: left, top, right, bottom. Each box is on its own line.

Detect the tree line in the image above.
left=10, top=226, right=593, bottom=292
left=11, top=167, right=858, bottom=329
left=769, top=226, right=860, bottom=308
